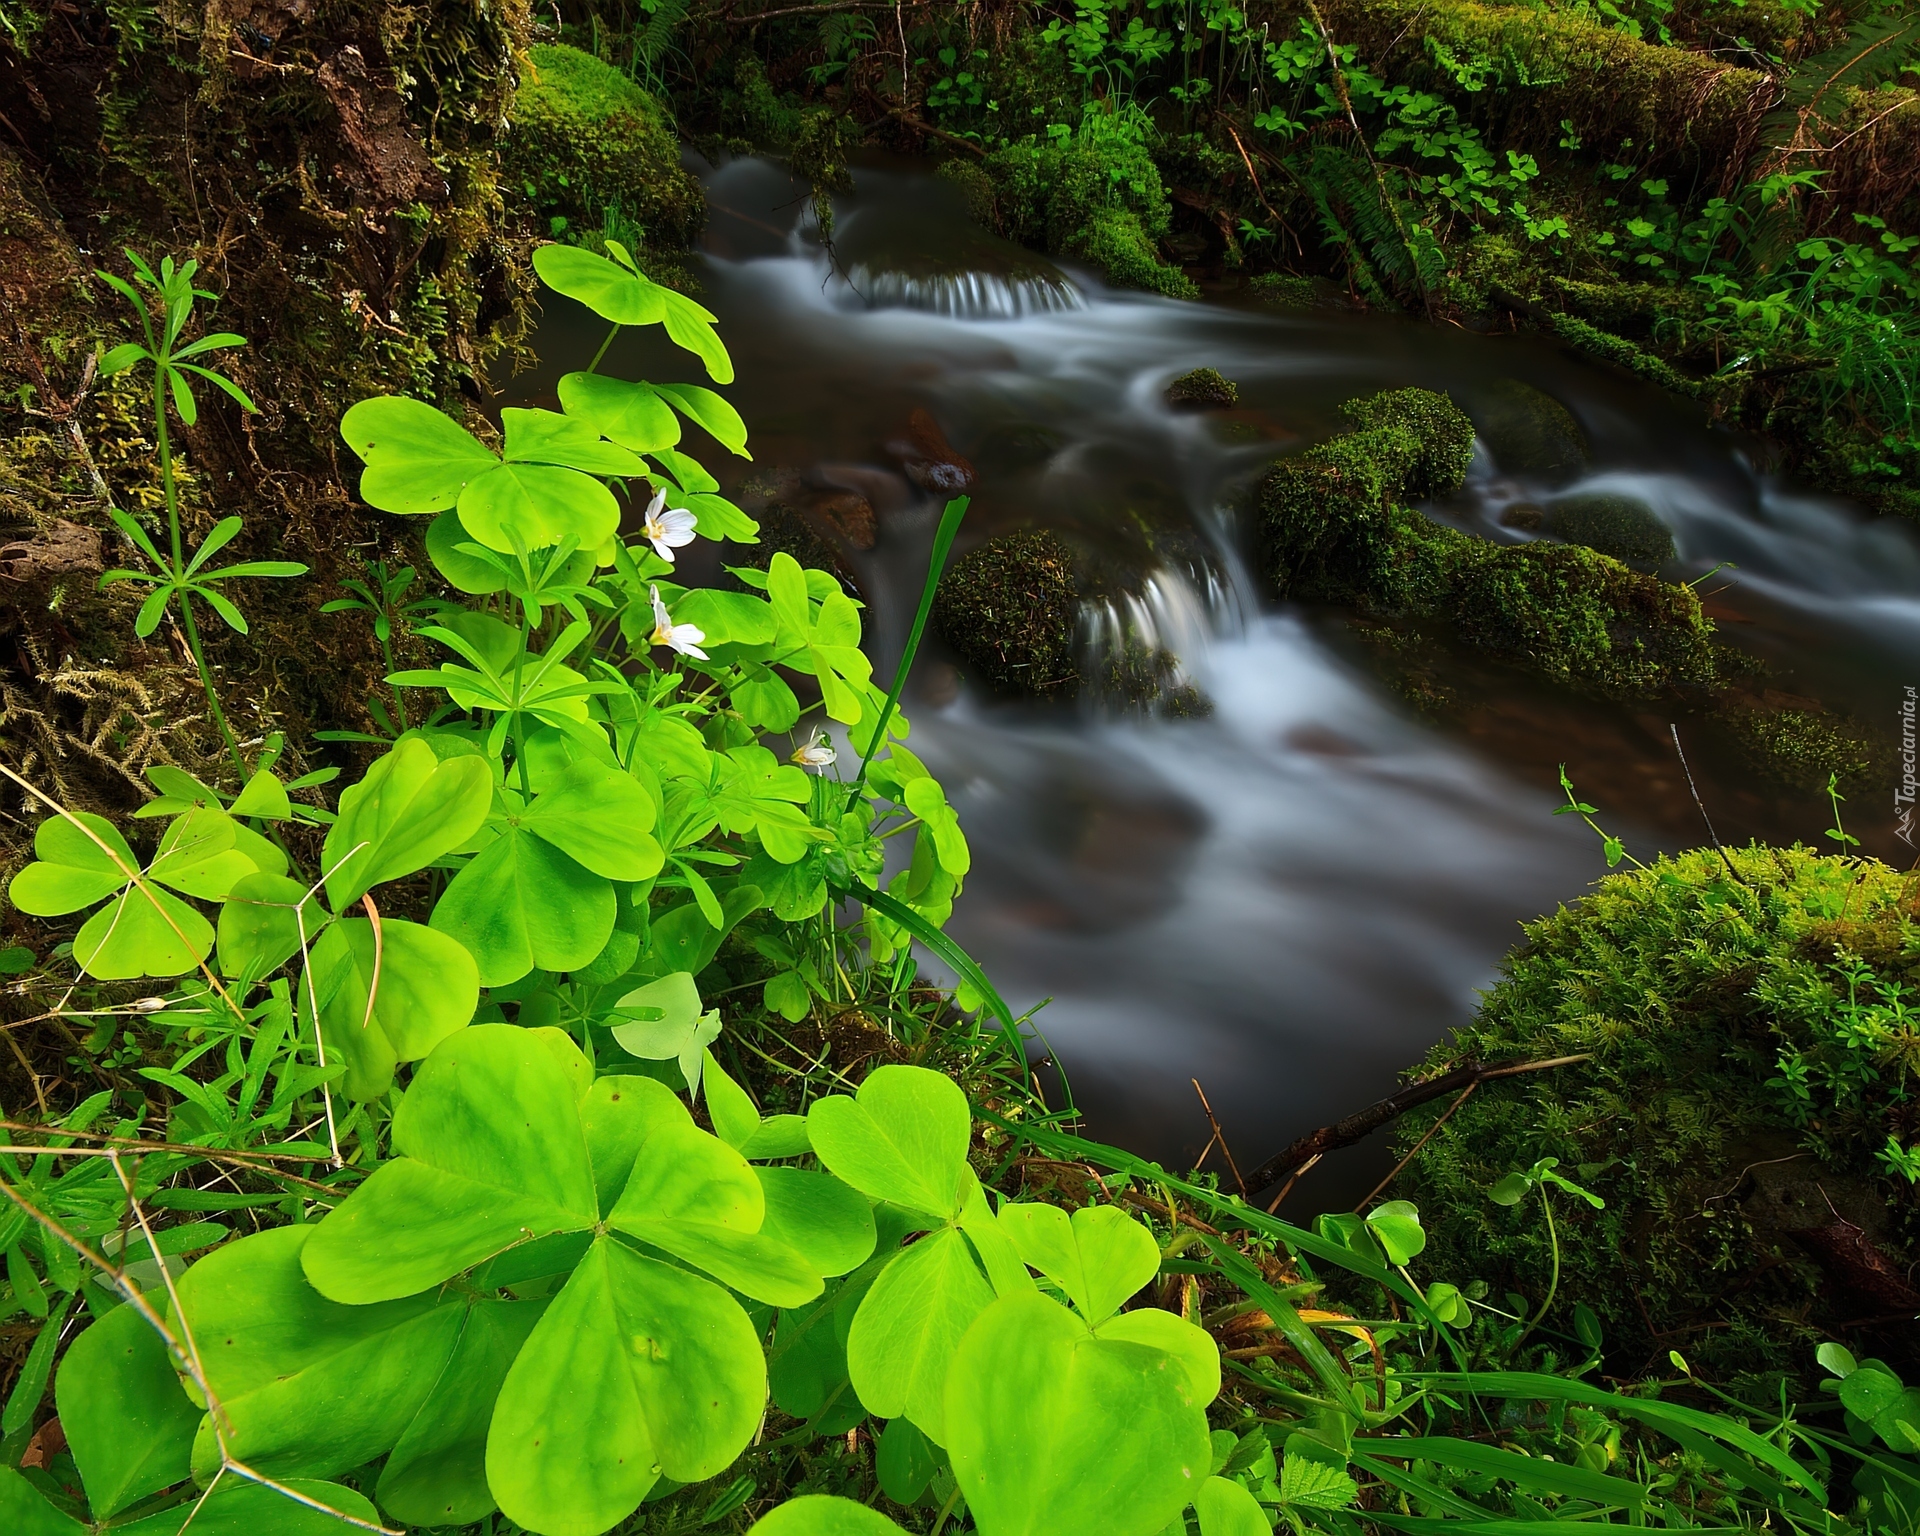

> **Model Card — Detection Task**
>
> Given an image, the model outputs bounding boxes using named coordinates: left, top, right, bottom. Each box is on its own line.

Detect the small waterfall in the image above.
left=845, top=265, right=1087, bottom=319
left=1080, top=566, right=1243, bottom=716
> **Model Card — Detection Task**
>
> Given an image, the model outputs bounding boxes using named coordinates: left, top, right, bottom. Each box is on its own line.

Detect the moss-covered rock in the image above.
left=936, top=159, right=999, bottom=228
left=1261, top=388, right=1475, bottom=602
left=1719, top=702, right=1879, bottom=793
left=1470, top=379, right=1588, bottom=482
left=1394, top=846, right=1920, bottom=1378
left=1341, top=388, right=1478, bottom=498
left=1542, top=492, right=1675, bottom=566
left=982, top=137, right=1196, bottom=299
left=506, top=45, right=703, bottom=246
left=933, top=530, right=1081, bottom=696
left=1261, top=389, right=1719, bottom=698
left=1452, top=540, right=1716, bottom=695
left=1166, top=368, right=1239, bottom=410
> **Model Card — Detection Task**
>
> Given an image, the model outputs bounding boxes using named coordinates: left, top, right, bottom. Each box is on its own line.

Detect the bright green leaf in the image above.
left=301, top=1026, right=599, bottom=1303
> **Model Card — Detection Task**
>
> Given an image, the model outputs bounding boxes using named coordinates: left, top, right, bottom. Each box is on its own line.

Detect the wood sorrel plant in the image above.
left=94, top=250, right=308, bottom=778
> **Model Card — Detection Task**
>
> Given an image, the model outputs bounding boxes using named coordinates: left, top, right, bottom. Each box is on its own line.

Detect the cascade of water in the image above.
left=844, top=265, right=1087, bottom=319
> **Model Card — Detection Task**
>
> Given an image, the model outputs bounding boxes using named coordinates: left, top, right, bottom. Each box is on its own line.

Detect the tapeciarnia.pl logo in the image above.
left=1899, top=684, right=1916, bottom=847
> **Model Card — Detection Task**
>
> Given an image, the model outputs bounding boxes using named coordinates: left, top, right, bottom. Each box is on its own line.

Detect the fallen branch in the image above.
left=1243, top=1054, right=1592, bottom=1193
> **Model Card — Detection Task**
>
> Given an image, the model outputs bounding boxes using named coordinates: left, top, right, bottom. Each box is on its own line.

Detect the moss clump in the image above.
left=1341, top=388, right=1477, bottom=498
left=936, top=160, right=998, bottom=228
left=1452, top=540, right=1716, bottom=695
left=933, top=530, right=1080, bottom=697
left=507, top=45, right=703, bottom=245
left=1262, top=388, right=1475, bottom=603
left=1543, top=492, right=1675, bottom=566
left=1395, top=847, right=1920, bottom=1378
left=1262, top=389, right=1719, bottom=698
left=1471, top=379, right=1588, bottom=482
left=983, top=138, right=1197, bottom=299
left=1312, top=0, right=1771, bottom=171
left=1247, top=273, right=1346, bottom=312
left=1166, top=368, right=1239, bottom=410
left=1720, top=703, right=1878, bottom=792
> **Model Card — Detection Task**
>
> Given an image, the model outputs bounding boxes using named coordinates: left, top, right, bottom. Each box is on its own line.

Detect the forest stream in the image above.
left=516, top=155, right=1920, bottom=1199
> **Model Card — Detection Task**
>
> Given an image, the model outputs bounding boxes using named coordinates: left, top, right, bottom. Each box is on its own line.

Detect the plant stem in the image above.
left=156, top=372, right=245, bottom=779
left=588, top=323, right=622, bottom=374
left=1514, top=1186, right=1559, bottom=1353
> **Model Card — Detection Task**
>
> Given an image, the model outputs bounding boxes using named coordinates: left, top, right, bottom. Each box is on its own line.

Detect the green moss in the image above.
left=1262, top=389, right=1718, bottom=698
left=1395, top=846, right=1920, bottom=1378
left=1262, top=389, right=1474, bottom=602
left=1340, top=387, right=1477, bottom=498
left=1452, top=540, right=1717, bottom=695
left=1543, top=492, right=1675, bottom=566
left=1247, top=274, right=1336, bottom=312
left=506, top=45, right=703, bottom=246
left=1719, top=703, right=1878, bottom=792
left=1471, top=379, right=1588, bottom=482
left=933, top=530, right=1081, bottom=697
left=936, top=160, right=998, bottom=227
left=1547, top=313, right=1709, bottom=398
left=1306, top=0, right=1771, bottom=169
left=982, top=138, right=1197, bottom=299
left=1166, top=368, right=1239, bottom=410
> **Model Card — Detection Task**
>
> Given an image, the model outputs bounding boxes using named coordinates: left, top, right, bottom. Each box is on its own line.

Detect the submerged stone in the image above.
left=1468, top=378, right=1588, bottom=483
left=1543, top=492, right=1675, bottom=566
left=1165, top=368, right=1239, bottom=411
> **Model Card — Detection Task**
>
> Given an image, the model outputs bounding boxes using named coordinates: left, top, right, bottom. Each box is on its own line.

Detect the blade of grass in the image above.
left=847, top=494, right=969, bottom=803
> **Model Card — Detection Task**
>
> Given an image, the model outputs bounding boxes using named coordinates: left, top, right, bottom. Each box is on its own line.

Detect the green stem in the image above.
left=930, top=1482, right=964, bottom=1536
left=156, top=377, right=245, bottom=779
left=588, top=322, right=622, bottom=374
left=1514, top=1186, right=1559, bottom=1353
left=378, top=626, right=408, bottom=731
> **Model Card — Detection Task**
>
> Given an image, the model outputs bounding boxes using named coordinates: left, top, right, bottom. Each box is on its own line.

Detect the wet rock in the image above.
left=933, top=529, right=1080, bottom=697
left=1469, top=379, right=1588, bottom=483
left=1498, top=503, right=1544, bottom=531
left=1165, top=368, right=1239, bottom=411
left=1716, top=697, right=1878, bottom=792
left=889, top=408, right=975, bottom=495
left=809, top=489, right=876, bottom=550
left=1262, top=388, right=1719, bottom=700
left=1543, top=492, right=1674, bottom=566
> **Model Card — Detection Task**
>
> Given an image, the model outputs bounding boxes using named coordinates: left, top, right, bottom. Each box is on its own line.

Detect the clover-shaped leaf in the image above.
left=322, top=737, right=492, bottom=911
left=301, top=1025, right=601, bottom=1304
left=944, top=1292, right=1212, bottom=1536
left=807, top=1064, right=971, bottom=1220
left=997, top=1203, right=1159, bottom=1327
left=531, top=242, right=668, bottom=325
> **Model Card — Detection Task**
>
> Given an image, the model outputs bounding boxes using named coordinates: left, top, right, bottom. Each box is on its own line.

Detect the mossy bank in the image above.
left=1392, top=846, right=1920, bottom=1379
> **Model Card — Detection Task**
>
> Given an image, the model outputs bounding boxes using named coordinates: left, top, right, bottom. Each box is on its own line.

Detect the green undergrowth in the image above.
left=1394, top=844, right=1920, bottom=1381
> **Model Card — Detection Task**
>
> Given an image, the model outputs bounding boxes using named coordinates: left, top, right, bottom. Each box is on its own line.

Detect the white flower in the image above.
left=639, top=487, right=698, bottom=564
left=790, top=729, right=837, bottom=771
left=648, top=585, right=708, bottom=659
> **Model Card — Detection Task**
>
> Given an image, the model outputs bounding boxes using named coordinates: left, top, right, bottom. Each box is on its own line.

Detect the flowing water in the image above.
left=513, top=157, right=1920, bottom=1205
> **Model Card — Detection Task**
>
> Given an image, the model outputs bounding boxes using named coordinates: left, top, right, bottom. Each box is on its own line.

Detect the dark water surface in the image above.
left=512, top=157, right=1920, bottom=1206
